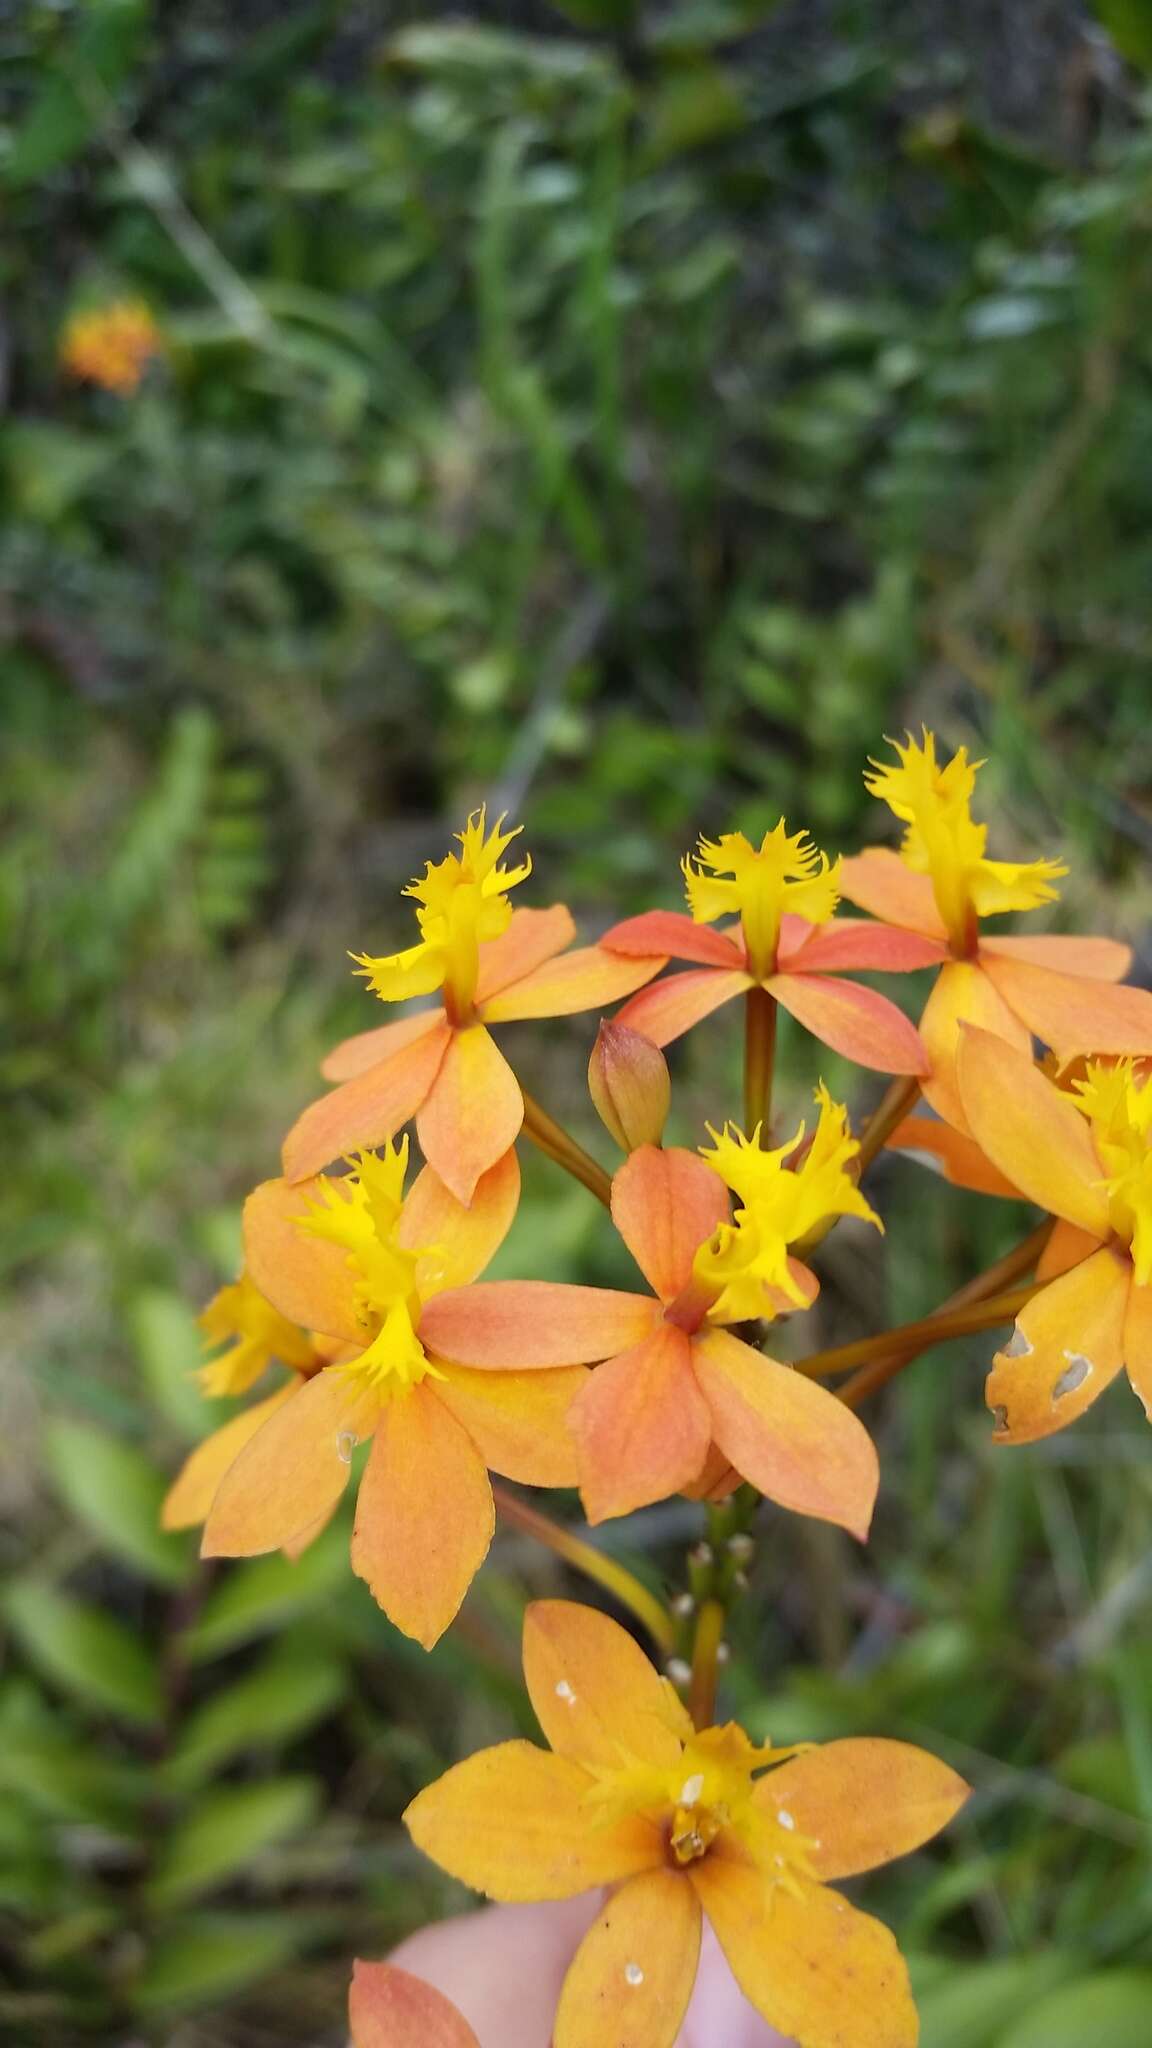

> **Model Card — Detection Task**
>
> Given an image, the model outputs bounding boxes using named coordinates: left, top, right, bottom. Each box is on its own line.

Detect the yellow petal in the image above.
left=918, top=959, right=1032, bottom=1133
left=402, top=1148, right=521, bottom=1296
left=754, top=1738, right=969, bottom=1879
left=351, top=1384, right=494, bottom=1649
left=202, top=1368, right=378, bottom=1557
left=957, top=1026, right=1111, bottom=1236
left=522, top=1600, right=691, bottom=1773
left=243, top=1176, right=364, bottom=1344
left=553, top=1868, right=701, bottom=2048
left=435, top=1361, right=586, bottom=1487
left=986, top=1246, right=1131, bottom=1444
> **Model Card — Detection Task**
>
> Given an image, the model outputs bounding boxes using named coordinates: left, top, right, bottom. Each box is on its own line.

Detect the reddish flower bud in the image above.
left=588, top=1020, right=670, bottom=1152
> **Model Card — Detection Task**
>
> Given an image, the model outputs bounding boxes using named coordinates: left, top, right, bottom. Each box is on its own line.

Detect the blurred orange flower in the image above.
left=60, top=300, right=164, bottom=393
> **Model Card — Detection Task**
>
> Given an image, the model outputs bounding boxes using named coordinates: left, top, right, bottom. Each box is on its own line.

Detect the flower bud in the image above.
left=588, top=1020, right=670, bottom=1152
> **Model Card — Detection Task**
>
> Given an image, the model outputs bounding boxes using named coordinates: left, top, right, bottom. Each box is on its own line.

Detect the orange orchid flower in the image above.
left=599, top=820, right=932, bottom=1073
left=406, top=1602, right=970, bottom=2048
left=839, top=732, right=1152, bottom=1130
left=419, top=1092, right=882, bottom=1537
left=199, top=1141, right=589, bottom=1647
left=60, top=298, right=164, bottom=393
left=282, top=810, right=663, bottom=1203
left=957, top=1027, right=1152, bottom=1441
left=351, top=1958, right=478, bottom=2048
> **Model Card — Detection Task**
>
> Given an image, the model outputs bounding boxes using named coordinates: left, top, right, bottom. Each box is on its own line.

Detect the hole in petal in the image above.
left=1053, top=1351, right=1092, bottom=1401
left=1003, top=1326, right=1033, bottom=1358
left=990, top=1404, right=1009, bottom=1434
left=336, top=1430, right=358, bottom=1465
left=624, top=1963, right=644, bottom=1988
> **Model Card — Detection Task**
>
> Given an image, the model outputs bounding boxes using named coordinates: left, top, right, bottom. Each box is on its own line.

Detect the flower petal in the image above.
left=986, top=1246, right=1131, bottom=1444
left=957, top=1025, right=1111, bottom=1234
left=404, top=1741, right=662, bottom=1901
left=522, top=1599, right=691, bottom=1771
left=837, top=849, right=945, bottom=940
left=474, top=905, right=577, bottom=1005
left=202, top=1368, right=378, bottom=1557
left=350, top=1960, right=479, bottom=2048
left=351, top=1384, right=494, bottom=1648
left=691, top=1329, right=878, bottom=1540
left=416, top=1026, right=524, bottom=1206
left=569, top=1325, right=712, bottom=1523
left=770, top=973, right=929, bottom=1075
left=403, top=1150, right=521, bottom=1296
left=690, top=1856, right=917, bottom=2048
left=779, top=918, right=947, bottom=975
left=754, top=1739, right=969, bottom=1880
left=1037, top=1219, right=1101, bottom=1281
left=322, top=1006, right=447, bottom=1084
left=615, top=969, right=753, bottom=1049
left=481, top=947, right=665, bottom=1024
left=919, top=959, right=1033, bottom=1132
left=435, top=1362, right=586, bottom=1486
left=981, top=932, right=1130, bottom=982
left=681, top=1446, right=742, bottom=1501
left=611, top=1146, right=730, bottom=1304
left=419, top=1282, right=660, bottom=1369
left=553, top=1868, right=701, bottom=2048
left=601, top=910, right=747, bottom=969
left=283, top=1021, right=452, bottom=1182
left=1124, top=1279, right=1152, bottom=1420
left=161, top=1386, right=296, bottom=1530
left=981, top=952, right=1152, bottom=1058
left=243, top=1177, right=363, bottom=1343
left=886, top=1114, right=1021, bottom=1199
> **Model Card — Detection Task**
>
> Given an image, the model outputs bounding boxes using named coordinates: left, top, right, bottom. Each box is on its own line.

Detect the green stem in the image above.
left=492, top=1484, right=673, bottom=1654
left=794, top=1281, right=1041, bottom=1383
left=855, top=1074, right=922, bottom=1174
left=743, top=987, right=777, bottom=1134
left=688, top=1598, right=725, bottom=1730
left=519, top=1089, right=613, bottom=1208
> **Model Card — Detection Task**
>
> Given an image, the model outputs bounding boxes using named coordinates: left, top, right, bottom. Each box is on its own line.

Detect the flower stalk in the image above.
left=519, top=1089, right=613, bottom=1207
left=491, top=1483, right=673, bottom=1654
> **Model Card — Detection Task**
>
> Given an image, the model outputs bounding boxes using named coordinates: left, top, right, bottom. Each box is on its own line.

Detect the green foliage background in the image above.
left=3, top=1, right=1152, bottom=2041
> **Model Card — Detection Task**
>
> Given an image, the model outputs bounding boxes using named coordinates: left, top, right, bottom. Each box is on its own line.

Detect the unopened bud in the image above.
left=588, top=1020, right=670, bottom=1152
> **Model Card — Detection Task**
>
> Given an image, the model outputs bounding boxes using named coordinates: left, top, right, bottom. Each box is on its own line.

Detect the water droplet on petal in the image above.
left=778, top=1808, right=795, bottom=1830
left=336, top=1430, right=358, bottom=1465
left=555, top=1679, right=577, bottom=1705
left=679, top=1773, right=704, bottom=1807
left=624, top=1963, right=644, bottom=1987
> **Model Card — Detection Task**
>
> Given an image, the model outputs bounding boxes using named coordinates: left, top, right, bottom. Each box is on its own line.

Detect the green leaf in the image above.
left=1, top=424, right=115, bottom=522
left=147, top=1778, right=320, bottom=1907
left=133, top=1912, right=301, bottom=2012
left=547, top=0, right=639, bottom=24
left=183, top=1523, right=348, bottom=1662
left=1092, top=0, right=1152, bottom=71
left=642, top=61, right=749, bottom=164
left=5, top=0, right=148, bottom=187
left=918, top=1953, right=1078, bottom=2048
left=45, top=1420, right=192, bottom=1585
left=997, top=1972, right=1152, bottom=2048
left=129, top=1288, right=216, bottom=1441
left=4, top=1582, right=162, bottom=1727
left=164, top=1644, right=345, bottom=1790
left=0, top=1726, right=143, bottom=1831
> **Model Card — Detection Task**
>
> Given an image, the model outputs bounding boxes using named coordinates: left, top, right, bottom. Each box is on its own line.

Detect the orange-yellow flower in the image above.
left=200, top=1141, right=588, bottom=1647
left=350, top=1959, right=478, bottom=2048
left=600, top=820, right=932, bottom=1074
left=419, top=1093, right=882, bottom=1536
left=957, top=1028, right=1152, bottom=1441
left=406, top=1601, right=970, bottom=2048
left=60, top=300, right=164, bottom=393
left=840, top=732, right=1152, bottom=1130
left=283, top=809, right=663, bottom=1203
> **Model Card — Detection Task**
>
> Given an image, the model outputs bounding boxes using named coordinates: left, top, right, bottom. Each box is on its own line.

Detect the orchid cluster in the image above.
left=164, top=734, right=1152, bottom=2048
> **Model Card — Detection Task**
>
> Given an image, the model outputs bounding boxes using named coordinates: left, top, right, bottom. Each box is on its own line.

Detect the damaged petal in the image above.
left=1053, top=1350, right=1092, bottom=1401
left=1003, top=1325, right=1033, bottom=1358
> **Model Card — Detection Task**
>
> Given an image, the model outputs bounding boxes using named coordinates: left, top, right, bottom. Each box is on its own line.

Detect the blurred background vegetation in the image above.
left=4, top=0, right=1152, bottom=2041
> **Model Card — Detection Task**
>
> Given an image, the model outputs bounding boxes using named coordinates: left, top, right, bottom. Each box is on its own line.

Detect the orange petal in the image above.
left=350, top=1959, right=479, bottom=2048
left=779, top=917, right=947, bottom=975
left=419, top=1282, right=660, bottom=1369
left=404, top=1740, right=663, bottom=1901
left=986, top=1246, right=1131, bottom=1444
left=569, top=1325, right=711, bottom=1523
left=202, top=1368, right=377, bottom=1557
left=522, top=1599, right=690, bottom=1772
left=919, top=959, right=1034, bottom=1133
left=553, top=1868, right=701, bottom=2048
left=161, top=1385, right=296, bottom=1530
left=481, top=945, right=666, bottom=1024
left=957, top=1025, right=1111, bottom=1234
left=243, top=1177, right=363, bottom=1344
left=1037, top=1219, right=1102, bottom=1281
left=1124, top=1279, right=1152, bottom=1420
left=886, top=1114, right=1021, bottom=1199
left=435, top=1361, right=586, bottom=1486
left=283, top=1022, right=452, bottom=1182
left=322, top=1006, right=447, bottom=1084
left=615, top=968, right=752, bottom=1049
left=754, top=1738, right=969, bottom=1880
left=691, top=1329, right=878, bottom=1540
left=601, top=910, right=747, bottom=969
left=690, top=1855, right=917, bottom=2048
left=770, top=973, right=929, bottom=1075
left=981, top=932, right=1130, bottom=982
left=837, top=849, right=945, bottom=941
left=681, top=1446, right=742, bottom=1501
left=351, top=1383, right=494, bottom=1648
left=474, top=904, right=577, bottom=1006
left=403, top=1149, right=520, bottom=1295
left=981, top=951, right=1152, bottom=1058
left=416, top=1026, right=523, bottom=1206
left=610, top=1146, right=729, bottom=1303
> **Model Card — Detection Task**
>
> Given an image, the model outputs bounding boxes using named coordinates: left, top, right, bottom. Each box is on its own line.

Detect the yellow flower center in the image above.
left=1071, top=1060, right=1152, bottom=1284
left=351, top=808, right=531, bottom=1023
left=197, top=1273, right=315, bottom=1398
left=693, top=1088, right=881, bottom=1322
left=296, top=1140, right=441, bottom=1397
left=585, top=1721, right=815, bottom=1887
left=682, top=823, right=841, bottom=979
left=865, top=730, right=1066, bottom=955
